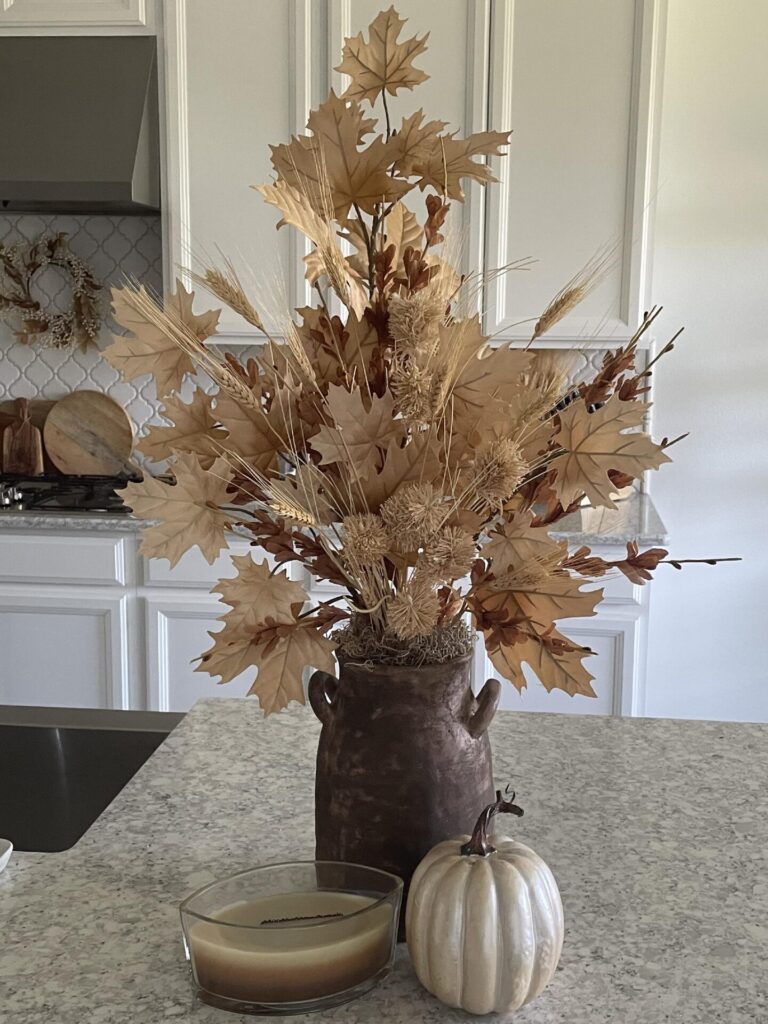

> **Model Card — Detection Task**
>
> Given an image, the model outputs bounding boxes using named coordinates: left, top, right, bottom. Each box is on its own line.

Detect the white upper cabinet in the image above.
left=484, top=0, right=665, bottom=346
left=0, top=0, right=155, bottom=33
left=162, top=0, right=665, bottom=343
left=171, top=0, right=294, bottom=337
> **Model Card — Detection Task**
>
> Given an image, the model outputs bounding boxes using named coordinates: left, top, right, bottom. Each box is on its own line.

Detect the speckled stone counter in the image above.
left=0, top=510, right=143, bottom=532
left=551, top=490, right=667, bottom=546
left=2, top=700, right=765, bottom=1022
left=0, top=490, right=666, bottom=545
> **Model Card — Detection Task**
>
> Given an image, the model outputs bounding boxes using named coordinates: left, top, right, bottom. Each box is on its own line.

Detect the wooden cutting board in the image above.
left=43, top=391, right=136, bottom=477
left=2, top=398, right=44, bottom=475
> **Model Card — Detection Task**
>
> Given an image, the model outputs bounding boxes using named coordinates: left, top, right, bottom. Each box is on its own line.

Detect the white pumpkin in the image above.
left=406, top=790, right=564, bottom=1015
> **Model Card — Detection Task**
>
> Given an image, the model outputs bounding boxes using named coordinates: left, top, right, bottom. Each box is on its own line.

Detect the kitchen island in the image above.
left=2, top=699, right=765, bottom=1022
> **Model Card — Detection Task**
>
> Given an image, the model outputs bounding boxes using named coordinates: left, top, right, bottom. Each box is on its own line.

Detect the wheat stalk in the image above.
left=529, top=244, right=617, bottom=345
left=189, top=258, right=264, bottom=331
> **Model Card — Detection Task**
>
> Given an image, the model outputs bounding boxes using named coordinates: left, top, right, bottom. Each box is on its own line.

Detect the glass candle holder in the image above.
left=180, top=861, right=403, bottom=1016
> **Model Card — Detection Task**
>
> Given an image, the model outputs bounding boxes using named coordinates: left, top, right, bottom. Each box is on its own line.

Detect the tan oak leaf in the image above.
left=483, top=513, right=568, bottom=576
left=122, top=453, right=234, bottom=567
left=214, top=556, right=309, bottom=632
left=413, top=130, right=511, bottom=201
left=336, top=7, right=429, bottom=106
left=552, top=396, right=672, bottom=510
left=249, top=626, right=336, bottom=714
left=385, top=110, right=448, bottom=176
left=215, top=389, right=282, bottom=473
left=197, top=632, right=263, bottom=687
left=270, top=93, right=409, bottom=219
left=449, top=321, right=532, bottom=432
left=487, top=631, right=597, bottom=698
left=138, top=390, right=225, bottom=468
left=311, top=385, right=402, bottom=478
left=107, top=281, right=220, bottom=397
left=360, top=432, right=442, bottom=511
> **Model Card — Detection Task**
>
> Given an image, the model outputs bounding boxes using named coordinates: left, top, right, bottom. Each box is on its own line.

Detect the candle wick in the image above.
left=259, top=912, right=346, bottom=925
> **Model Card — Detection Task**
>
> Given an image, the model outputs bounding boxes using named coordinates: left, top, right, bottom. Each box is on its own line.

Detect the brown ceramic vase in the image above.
left=308, top=653, right=501, bottom=932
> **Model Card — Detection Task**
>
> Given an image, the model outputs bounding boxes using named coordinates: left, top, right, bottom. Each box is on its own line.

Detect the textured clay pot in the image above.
left=308, top=654, right=501, bottom=929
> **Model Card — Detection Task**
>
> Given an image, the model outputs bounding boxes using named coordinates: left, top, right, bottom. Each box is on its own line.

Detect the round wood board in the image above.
left=43, top=391, right=134, bottom=476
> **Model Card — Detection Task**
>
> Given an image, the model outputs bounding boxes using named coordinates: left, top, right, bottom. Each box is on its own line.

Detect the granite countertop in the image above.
left=2, top=700, right=765, bottom=1023
left=551, top=490, right=667, bottom=546
left=0, top=510, right=144, bottom=531
left=0, top=490, right=667, bottom=545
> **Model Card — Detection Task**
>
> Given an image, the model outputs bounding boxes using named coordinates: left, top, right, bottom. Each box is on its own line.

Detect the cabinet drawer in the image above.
left=0, top=533, right=126, bottom=585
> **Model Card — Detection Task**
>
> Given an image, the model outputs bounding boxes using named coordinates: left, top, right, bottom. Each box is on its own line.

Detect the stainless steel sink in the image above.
left=0, top=705, right=183, bottom=852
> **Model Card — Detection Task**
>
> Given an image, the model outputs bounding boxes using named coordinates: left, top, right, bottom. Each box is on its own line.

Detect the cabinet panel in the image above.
left=142, top=537, right=258, bottom=588
left=0, top=592, right=128, bottom=708
left=485, top=0, right=664, bottom=343
left=0, top=533, right=126, bottom=586
left=0, top=0, right=154, bottom=31
left=144, top=597, right=255, bottom=711
left=178, top=0, right=293, bottom=336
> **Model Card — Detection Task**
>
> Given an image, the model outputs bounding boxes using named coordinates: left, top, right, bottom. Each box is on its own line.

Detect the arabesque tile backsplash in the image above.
left=1, top=213, right=617, bottom=469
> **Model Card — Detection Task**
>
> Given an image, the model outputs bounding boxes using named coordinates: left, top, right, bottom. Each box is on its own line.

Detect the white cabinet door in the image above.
left=0, top=0, right=155, bottom=32
left=167, top=0, right=296, bottom=335
left=484, top=0, right=665, bottom=344
left=0, top=591, right=129, bottom=709
left=144, top=596, right=255, bottom=712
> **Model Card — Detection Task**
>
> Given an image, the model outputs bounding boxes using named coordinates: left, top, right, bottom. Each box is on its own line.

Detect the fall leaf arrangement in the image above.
left=107, top=8, right=729, bottom=715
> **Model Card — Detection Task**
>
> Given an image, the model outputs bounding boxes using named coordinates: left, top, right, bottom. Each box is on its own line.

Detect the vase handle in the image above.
left=308, top=670, right=338, bottom=724
left=467, top=678, right=501, bottom=738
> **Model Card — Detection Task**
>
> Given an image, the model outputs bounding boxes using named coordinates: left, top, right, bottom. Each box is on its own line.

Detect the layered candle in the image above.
left=180, top=862, right=402, bottom=1015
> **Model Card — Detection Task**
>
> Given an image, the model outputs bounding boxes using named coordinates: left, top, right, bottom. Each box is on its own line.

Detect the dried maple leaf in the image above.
left=413, top=130, right=511, bottom=201
left=138, top=390, right=225, bottom=468
left=107, top=281, right=219, bottom=398
left=552, top=396, right=672, bottom=510
left=336, top=6, right=429, bottom=106
left=484, top=513, right=568, bottom=575
left=270, top=92, right=410, bottom=219
left=201, top=622, right=336, bottom=713
left=122, top=453, right=234, bottom=567
left=215, top=389, right=282, bottom=473
left=213, top=555, right=309, bottom=633
left=311, top=385, right=402, bottom=478
left=248, top=626, right=336, bottom=714
left=488, top=630, right=597, bottom=698
left=385, top=111, right=447, bottom=176
left=448, top=322, right=532, bottom=440
left=360, top=433, right=442, bottom=511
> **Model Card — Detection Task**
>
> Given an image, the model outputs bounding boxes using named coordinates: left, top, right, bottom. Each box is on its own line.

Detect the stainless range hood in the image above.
left=0, top=36, right=160, bottom=214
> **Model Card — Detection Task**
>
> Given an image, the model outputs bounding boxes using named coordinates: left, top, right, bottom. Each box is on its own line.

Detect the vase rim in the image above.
left=337, top=651, right=474, bottom=676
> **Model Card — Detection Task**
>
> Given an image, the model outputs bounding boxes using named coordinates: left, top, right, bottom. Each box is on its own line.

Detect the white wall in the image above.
left=646, top=0, right=768, bottom=722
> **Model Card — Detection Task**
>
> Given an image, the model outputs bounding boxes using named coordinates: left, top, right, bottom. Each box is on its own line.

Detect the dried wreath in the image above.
left=0, top=232, right=102, bottom=349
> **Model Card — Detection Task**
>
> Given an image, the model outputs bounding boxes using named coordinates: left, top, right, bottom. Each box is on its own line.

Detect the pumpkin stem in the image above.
left=460, top=786, right=524, bottom=857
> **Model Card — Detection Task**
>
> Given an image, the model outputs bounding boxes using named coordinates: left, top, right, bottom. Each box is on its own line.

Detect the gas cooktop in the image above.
left=0, top=473, right=135, bottom=514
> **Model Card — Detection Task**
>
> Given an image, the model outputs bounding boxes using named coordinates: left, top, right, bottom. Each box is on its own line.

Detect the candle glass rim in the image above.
left=179, top=859, right=404, bottom=931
